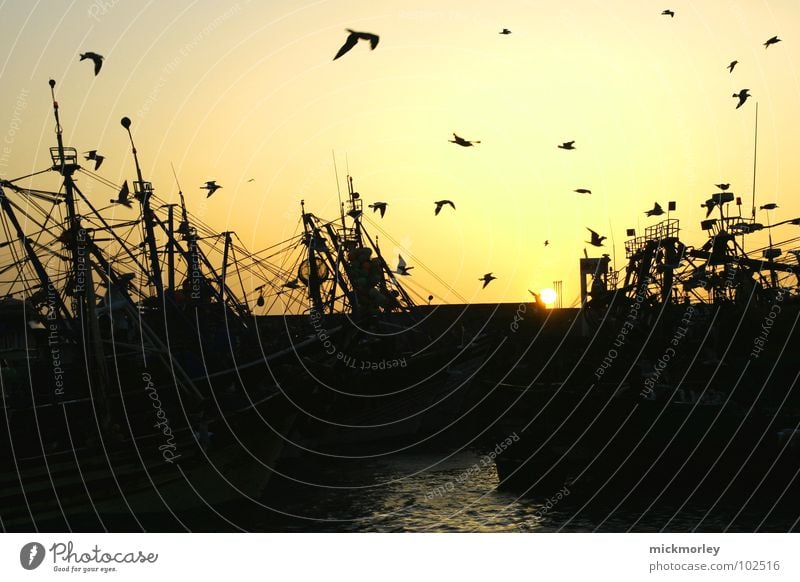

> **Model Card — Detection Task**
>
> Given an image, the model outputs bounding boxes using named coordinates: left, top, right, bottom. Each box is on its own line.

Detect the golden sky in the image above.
left=1, top=0, right=799, bottom=307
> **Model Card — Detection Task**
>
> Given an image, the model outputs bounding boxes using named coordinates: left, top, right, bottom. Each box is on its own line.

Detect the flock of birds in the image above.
left=75, top=11, right=784, bottom=292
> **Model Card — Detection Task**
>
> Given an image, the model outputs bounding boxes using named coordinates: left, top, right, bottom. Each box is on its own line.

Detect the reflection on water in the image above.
left=259, top=449, right=799, bottom=532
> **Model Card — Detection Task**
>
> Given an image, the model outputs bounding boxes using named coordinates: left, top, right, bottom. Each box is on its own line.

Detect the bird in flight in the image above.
left=662, top=9, right=675, bottom=18
left=715, top=183, right=730, bottom=191
left=586, top=228, right=606, bottom=247
left=80, top=52, right=104, bottom=75
left=701, top=197, right=720, bottom=217
left=201, top=180, right=222, bottom=198
left=760, top=203, right=779, bottom=210
left=558, top=141, right=575, bottom=150
left=727, top=60, right=738, bottom=73
left=449, top=133, right=480, bottom=147
left=434, top=200, right=456, bottom=215
left=247, top=178, right=255, bottom=183
left=764, top=35, right=781, bottom=49
left=368, top=202, right=388, bottom=218
left=110, top=181, right=132, bottom=208
left=544, top=240, right=550, bottom=247
left=733, top=89, right=751, bottom=109
left=574, top=188, right=592, bottom=195
left=333, top=29, right=379, bottom=60
left=499, top=28, right=512, bottom=35
left=645, top=202, right=664, bottom=217
left=395, top=255, right=413, bottom=275
left=479, top=273, right=497, bottom=288
left=84, top=150, right=104, bottom=170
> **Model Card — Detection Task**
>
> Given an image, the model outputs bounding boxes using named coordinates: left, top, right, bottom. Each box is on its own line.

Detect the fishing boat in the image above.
left=259, top=176, right=493, bottom=458
left=487, top=195, right=800, bottom=508
left=0, top=80, right=301, bottom=530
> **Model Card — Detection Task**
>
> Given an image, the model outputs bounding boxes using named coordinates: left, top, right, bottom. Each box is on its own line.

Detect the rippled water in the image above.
left=257, top=449, right=799, bottom=532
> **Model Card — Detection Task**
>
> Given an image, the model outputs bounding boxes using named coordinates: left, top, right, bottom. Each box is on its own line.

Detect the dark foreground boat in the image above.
left=0, top=81, right=302, bottom=530
left=487, top=203, right=800, bottom=509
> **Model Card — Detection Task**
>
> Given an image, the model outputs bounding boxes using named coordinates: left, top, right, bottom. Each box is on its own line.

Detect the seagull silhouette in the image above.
left=110, top=181, right=131, bottom=208
left=727, top=60, right=738, bottom=73
left=449, top=133, right=480, bottom=147
left=715, top=183, right=730, bottom=191
left=499, top=28, right=512, bottom=35
left=247, top=178, right=255, bottom=183
left=479, top=273, right=497, bottom=288
left=84, top=150, right=104, bottom=170
left=201, top=181, right=222, bottom=198
left=395, top=255, right=413, bottom=275
left=662, top=9, right=675, bottom=18
left=558, top=141, right=575, bottom=150
left=434, top=200, right=456, bottom=215
left=574, top=188, right=592, bottom=195
left=544, top=240, right=550, bottom=247
left=586, top=227, right=606, bottom=247
left=368, top=202, right=388, bottom=218
left=80, top=52, right=104, bottom=75
left=764, top=35, right=781, bottom=49
left=733, top=89, right=751, bottom=109
left=333, top=29, right=379, bottom=60
left=645, top=202, right=664, bottom=217
left=701, top=197, right=719, bottom=217
left=760, top=203, right=779, bottom=210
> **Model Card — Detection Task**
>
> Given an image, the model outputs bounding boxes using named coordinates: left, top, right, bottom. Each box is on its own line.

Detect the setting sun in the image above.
left=540, top=287, right=557, bottom=305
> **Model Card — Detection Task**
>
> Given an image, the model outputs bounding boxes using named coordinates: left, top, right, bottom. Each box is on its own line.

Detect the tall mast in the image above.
left=48, top=80, right=87, bottom=320
left=48, top=80, right=110, bottom=421
left=751, top=102, right=758, bottom=221
left=121, top=116, right=164, bottom=298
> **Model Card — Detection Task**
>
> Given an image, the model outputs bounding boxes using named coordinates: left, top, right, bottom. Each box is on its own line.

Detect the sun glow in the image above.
left=540, top=288, right=557, bottom=306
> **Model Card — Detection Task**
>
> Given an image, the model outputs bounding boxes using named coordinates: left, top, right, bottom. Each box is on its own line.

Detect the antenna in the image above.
left=751, top=101, right=758, bottom=220
left=332, top=151, right=345, bottom=226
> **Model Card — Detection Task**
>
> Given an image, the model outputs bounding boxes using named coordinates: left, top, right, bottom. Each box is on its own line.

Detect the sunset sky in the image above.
left=1, top=0, right=799, bottom=307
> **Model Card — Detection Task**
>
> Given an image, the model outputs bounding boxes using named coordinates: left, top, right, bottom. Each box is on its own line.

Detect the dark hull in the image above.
left=0, top=390, right=295, bottom=530
left=478, top=299, right=800, bottom=508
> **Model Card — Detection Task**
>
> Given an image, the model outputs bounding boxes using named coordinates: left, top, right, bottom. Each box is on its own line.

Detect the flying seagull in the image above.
left=434, top=200, right=456, bottom=215
left=701, top=197, right=719, bottom=218
left=662, top=10, right=675, bottom=18
left=84, top=150, right=104, bottom=170
left=733, top=89, right=751, bottom=109
left=558, top=141, right=575, bottom=150
left=247, top=178, right=255, bottom=183
left=80, top=52, right=104, bottom=75
left=449, top=133, right=480, bottom=147
left=333, top=29, right=379, bottom=60
left=727, top=60, right=738, bottom=73
left=110, top=181, right=131, bottom=208
left=760, top=203, right=779, bottom=210
left=499, top=28, right=512, bottom=35
left=715, top=183, right=730, bottom=191
left=544, top=240, right=550, bottom=247
left=764, top=36, right=781, bottom=49
left=574, top=188, right=592, bottom=195
left=395, top=255, right=413, bottom=275
left=645, top=202, right=664, bottom=217
left=586, top=227, right=606, bottom=247
left=201, top=180, right=222, bottom=198
left=479, top=273, right=497, bottom=288
left=368, top=202, right=388, bottom=218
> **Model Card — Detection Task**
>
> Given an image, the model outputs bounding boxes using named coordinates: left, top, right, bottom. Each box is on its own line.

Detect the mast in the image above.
left=48, top=80, right=110, bottom=421
left=121, top=116, right=164, bottom=298
left=751, top=102, right=758, bottom=221
left=301, top=200, right=324, bottom=314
